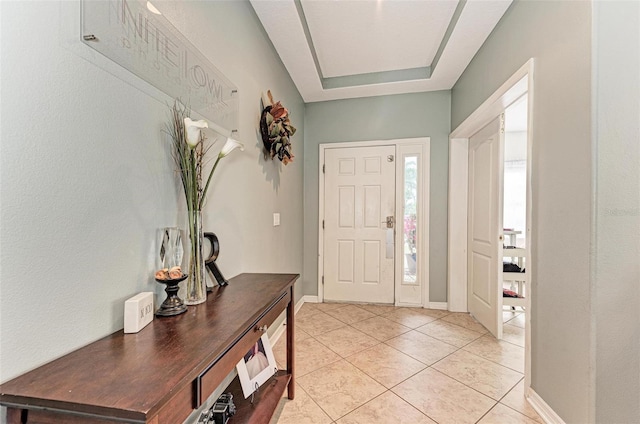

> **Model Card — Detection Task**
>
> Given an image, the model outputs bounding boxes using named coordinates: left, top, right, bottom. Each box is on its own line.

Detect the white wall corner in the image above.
left=428, top=302, right=449, bottom=310
left=527, top=387, right=567, bottom=424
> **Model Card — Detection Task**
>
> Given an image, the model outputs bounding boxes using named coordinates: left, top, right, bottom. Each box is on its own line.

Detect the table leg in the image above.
left=6, top=408, right=24, bottom=423
left=286, top=286, right=295, bottom=400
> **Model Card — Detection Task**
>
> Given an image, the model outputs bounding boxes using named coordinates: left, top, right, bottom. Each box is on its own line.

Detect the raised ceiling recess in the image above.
left=251, top=0, right=512, bottom=102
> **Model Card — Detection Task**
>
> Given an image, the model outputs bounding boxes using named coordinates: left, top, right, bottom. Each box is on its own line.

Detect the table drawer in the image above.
left=197, top=290, right=291, bottom=405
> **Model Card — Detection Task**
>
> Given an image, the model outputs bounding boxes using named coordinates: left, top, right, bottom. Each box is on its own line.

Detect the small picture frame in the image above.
left=236, top=334, right=277, bottom=399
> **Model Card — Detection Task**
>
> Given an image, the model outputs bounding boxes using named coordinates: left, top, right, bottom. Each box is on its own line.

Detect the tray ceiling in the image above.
left=251, top=0, right=512, bottom=103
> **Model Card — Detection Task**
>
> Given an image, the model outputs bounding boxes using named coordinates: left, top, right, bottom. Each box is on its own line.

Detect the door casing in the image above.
left=448, top=59, right=534, bottom=389
left=319, top=138, right=430, bottom=307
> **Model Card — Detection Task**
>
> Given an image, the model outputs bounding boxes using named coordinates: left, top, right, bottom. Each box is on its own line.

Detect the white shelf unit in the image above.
left=503, top=247, right=526, bottom=257
left=503, top=231, right=526, bottom=308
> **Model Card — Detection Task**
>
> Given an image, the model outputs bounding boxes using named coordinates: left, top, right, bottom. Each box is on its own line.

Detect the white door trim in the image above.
left=448, top=58, right=534, bottom=388
left=319, top=138, right=430, bottom=307
left=395, top=142, right=430, bottom=308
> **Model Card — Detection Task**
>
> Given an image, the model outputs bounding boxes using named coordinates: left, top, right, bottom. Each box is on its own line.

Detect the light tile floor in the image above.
left=273, top=303, right=541, bottom=424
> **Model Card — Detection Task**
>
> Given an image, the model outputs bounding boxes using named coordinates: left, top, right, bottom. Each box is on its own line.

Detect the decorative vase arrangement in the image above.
left=165, top=101, right=244, bottom=305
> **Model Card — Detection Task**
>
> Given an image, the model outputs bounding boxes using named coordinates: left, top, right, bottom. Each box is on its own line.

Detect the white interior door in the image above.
left=468, top=116, right=504, bottom=338
left=324, top=145, right=396, bottom=304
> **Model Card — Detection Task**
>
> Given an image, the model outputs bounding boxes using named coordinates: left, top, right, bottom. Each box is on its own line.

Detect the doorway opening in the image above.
left=448, top=59, right=534, bottom=388
left=502, top=95, right=528, bottom=325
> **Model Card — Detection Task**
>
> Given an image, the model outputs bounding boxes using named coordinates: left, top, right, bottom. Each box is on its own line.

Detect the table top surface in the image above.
left=0, top=273, right=298, bottom=421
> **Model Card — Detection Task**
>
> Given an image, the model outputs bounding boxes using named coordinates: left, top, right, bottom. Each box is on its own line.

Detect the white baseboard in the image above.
left=295, top=295, right=306, bottom=313
left=271, top=295, right=308, bottom=345
left=448, top=306, right=468, bottom=313
left=302, top=295, right=319, bottom=304
left=396, top=302, right=422, bottom=308
left=527, top=387, right=566, bottom=424
left=428, top=302, right=448, bottom=310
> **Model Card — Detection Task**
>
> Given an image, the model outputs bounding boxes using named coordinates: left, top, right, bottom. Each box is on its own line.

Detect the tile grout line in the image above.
left=439, top=364, right=521, bottom=403
left=472, top=375, right=538, bottom=423
left=293, top=378, right=337, bottom=423
left=289, top=303, right=529, bottom=424
left=459, top=344, right=525, bottom=374
left=494, top=375, right=545, bottom=422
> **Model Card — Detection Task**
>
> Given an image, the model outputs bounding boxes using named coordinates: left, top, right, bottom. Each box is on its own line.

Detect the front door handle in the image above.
left=383, top=216, right=395, bottom=229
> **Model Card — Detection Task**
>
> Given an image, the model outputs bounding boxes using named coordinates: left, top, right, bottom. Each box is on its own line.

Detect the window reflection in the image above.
left=403, top=156, right=418, bottom=283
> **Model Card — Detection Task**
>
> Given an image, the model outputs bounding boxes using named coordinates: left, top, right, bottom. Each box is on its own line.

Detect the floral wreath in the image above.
left=260, top=90, right=296, bottom=165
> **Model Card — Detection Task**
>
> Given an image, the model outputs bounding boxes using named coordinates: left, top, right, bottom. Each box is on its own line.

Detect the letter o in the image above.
left=190, top=65, right=206, bottom=87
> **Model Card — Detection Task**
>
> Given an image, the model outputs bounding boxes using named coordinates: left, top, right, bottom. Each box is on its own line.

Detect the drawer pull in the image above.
left=255, top=325, right=268, bottom=333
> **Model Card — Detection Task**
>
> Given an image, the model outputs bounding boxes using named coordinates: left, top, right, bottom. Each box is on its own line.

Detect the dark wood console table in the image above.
left=0, top=273, right=298, bottom=423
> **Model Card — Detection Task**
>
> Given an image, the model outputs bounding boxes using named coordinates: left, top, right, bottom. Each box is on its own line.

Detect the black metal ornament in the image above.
left=204, top=232, right=229, bottom=288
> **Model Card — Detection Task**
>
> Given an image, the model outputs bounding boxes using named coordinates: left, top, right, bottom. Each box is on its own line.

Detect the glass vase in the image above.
left=185, top=209, right=207, bottom=305
left=157, top=227, right=183, bottom=271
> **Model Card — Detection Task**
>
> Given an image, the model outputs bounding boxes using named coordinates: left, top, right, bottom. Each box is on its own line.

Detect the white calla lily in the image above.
left=199, top=136, right=244, bottom=209
left=219, top=137, right=245, bottom=158
left=184, top=117, right=208, bottom=148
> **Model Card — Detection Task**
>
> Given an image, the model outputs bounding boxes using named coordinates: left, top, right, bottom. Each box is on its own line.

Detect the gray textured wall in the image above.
left=451, top=1, right=593, bottom=422
left=303, top=91, right=451, bottom=303
left=0, top=0, right=304, bottom=384
left=593, top=2, right=640, bottom=422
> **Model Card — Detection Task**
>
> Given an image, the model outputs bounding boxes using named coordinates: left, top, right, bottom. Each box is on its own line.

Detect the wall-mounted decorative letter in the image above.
left=204, top=232, right=228, bottom=287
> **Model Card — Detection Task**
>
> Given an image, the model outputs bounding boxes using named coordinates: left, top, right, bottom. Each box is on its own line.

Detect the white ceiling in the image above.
left=250, top=0, right=513, bottom=103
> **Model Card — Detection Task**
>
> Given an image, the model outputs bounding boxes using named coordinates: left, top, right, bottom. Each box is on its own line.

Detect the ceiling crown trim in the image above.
left=251, top=0, right=512, bottom=103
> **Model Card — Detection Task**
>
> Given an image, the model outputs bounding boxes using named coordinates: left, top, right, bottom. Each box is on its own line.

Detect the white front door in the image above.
left=324, top=145, right=396, bottom=304
left=468, top=116, right=504, bottom=338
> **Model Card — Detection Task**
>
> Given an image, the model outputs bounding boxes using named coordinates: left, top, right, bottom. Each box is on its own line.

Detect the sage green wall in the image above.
left=593, top=2, right=640, bottom=422
left=303, top=91, right=451, bottom=303
left=451, top=1, right=592, bottom=422
left=0, top=0, right=304, bottom=388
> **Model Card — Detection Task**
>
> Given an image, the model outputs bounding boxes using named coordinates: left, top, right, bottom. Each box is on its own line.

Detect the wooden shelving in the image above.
left=225, top=371, right=291, bottom=424
left=503, top=271, right=527, bottom=282
left=503, top=237, right=526, bottom=308
left=503, top=247, right=526, bottom=257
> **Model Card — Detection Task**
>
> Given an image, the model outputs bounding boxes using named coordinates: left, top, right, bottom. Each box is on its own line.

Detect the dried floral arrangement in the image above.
left=260, top=90, right=296, bottom=165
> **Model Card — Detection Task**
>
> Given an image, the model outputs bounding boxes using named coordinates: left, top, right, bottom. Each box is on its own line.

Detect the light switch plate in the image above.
left=273, top=213, right=280, bottom=226
left=124, top=292, right=154, bottom=333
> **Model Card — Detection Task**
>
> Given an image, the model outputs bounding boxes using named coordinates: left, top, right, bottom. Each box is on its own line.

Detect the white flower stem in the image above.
left=199, top=156, right=222, bottom=210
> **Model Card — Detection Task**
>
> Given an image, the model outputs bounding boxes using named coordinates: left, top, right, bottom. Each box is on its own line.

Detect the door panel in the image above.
left=363, top=186, right=381, bottom=227
left=324, top=145, right=396, bottom=304
left=339, top=186, right=355, bottom=227
left=363, top=240, right=381, bottom=283
left=468, top=116, right=504, bottom=338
